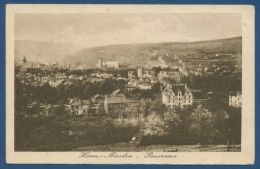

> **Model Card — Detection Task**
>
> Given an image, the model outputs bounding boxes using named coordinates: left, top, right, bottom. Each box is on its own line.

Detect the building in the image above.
left=142, top=70, right=155, bottom=78
left=49, top=79, right=65, bottom=87
left=162, top=83, right=193, bottom=108
left=229, top=91, right=242, bottom=108
left=70, top=99, right=91, bottom=115
left=55, top=73, right=67, bottom=79
left=138, top=67, right=143, bottom=77
left=128, top=71, right=136, bottom=78
left=106, top=61, right=120, bottom=68
left=125, top=84, right=137, bottom=91
left=90, top=95, right=105, bottom=112
left=125, top=98, right=141, bottom=115
left=97, top=59, right=120, bottom=69
left=20, top=62, right=33, bottom=72
left=128, top=77, right=139, bottom=87
left=189, top=71, right=202, bottom=76
left=37, top=72, right=49, bottom=82
left=104, top=93, right=127, bottom=114
left=138, top=82, right=152, bottom=90
left=158, top=71, right=181, bottom=83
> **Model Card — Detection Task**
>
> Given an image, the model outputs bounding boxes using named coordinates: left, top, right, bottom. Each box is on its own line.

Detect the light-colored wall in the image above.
left=229, top=95, right=242, bottom=107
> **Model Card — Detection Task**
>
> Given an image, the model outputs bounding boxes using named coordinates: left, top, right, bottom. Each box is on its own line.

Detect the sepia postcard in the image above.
left=6, top=5, right=255, bottom=164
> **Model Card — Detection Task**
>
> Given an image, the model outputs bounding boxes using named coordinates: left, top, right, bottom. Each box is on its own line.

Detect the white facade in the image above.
left=229, top=91, right=242, bottom=108
left=106, top=61, right=120, bottom=69
left=97, top=59, right=120, bottom=69
left=49, top=79, right=64, bottom=87
left=138, top=67, right=143, bottom=77
left=138, top=83, right=152, bottom=90
left=162, top=84, right=193, bottom=108
left=158, top=71, right=181, bottom=83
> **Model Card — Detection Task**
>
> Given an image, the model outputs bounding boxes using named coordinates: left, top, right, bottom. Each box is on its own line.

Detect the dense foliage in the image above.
left=15, top=67, right=241, bottom=151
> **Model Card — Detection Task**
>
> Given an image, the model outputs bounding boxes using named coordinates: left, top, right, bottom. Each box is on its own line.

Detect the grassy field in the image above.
left=73, top=142, right=241, bottom=152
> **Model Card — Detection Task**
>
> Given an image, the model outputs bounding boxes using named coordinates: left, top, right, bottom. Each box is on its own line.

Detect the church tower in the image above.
left=138, top=66, right=143, bottom=77
left=23, top=56, right=26, bottom=64
left=98, top=59, right=102, bottom=68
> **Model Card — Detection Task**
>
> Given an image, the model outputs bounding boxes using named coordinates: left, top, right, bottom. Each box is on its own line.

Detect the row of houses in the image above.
left=23, top=87, right=242, bottom=118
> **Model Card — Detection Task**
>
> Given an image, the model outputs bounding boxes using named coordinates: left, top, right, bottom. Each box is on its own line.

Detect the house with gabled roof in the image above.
left=104, top=93, right=127, bottom=114
left=70, top=98, right=91, bottom=115
left=162, top=83, right=193, bottom=108
left=229, top=91, right=242, bottom=108
left=125, top=84, right=137, bottom=91
left=20, top=62, right=33, bottom=72
left=158, top=71, right=181, bottom=83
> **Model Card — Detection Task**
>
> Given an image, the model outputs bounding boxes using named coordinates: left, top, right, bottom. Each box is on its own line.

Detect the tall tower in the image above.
left=138, top=66, right=143, bottom=77
left=23, top=56, right=26, bottom=64
left=98, top=59, right=102, bottom=68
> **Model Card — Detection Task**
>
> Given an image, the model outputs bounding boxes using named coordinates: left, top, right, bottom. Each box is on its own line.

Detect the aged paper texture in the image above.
left=6, top=5, right=255, bottom=164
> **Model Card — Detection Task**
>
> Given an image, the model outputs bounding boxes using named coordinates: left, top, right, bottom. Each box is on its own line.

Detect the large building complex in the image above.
left=97, top=59, right=120, bottom=69
left=162, top=83, right=193, bottom=108
left=158, top=71, right=181, bottom=83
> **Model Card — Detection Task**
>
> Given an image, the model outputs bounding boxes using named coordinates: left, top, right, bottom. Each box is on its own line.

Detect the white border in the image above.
left=6, top=5, right=255, bottom=164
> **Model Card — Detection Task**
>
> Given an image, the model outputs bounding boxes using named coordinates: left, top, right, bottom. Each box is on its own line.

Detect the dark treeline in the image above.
left=14, top=99, right=241, bottom=151
left=181, top=74, right=241, bottom=95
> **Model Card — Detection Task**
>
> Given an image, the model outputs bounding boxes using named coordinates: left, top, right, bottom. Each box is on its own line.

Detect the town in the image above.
left=15, top=51, right=242, bottom=151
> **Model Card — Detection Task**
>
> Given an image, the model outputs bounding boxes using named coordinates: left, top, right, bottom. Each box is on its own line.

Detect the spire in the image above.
left=23, top=56, right=26, bottom=63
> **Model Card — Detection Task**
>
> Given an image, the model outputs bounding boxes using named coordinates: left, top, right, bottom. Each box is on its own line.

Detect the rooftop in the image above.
left=106, top=94, right=126, bottom=104
left=229, top=91, right=242, bottom=96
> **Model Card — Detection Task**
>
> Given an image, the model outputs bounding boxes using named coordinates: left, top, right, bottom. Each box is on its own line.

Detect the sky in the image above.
left=15, top=13, right=242, bottom=47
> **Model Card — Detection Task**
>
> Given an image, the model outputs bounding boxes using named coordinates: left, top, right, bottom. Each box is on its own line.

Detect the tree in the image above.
left=15, top=78, right=29, bottom=114
left=117, top=79, right=127, bottom=89
left=181, top=76, right=191, bottom=87
left=56, top=84, right=66, bottom=102
left=39, top=83, right=56, bottom=104
left=100, top=79, right=116, bottom=95
left=151, top=82, right=161, bottom=94
left=151, top=101, right=167, bottom=118
left=52, top=101, right=68, bottom=116
left=96, top=103, right=106, bottom=117
left=82, top=82, right=97, bottom=99
left=227, top=107, right=241, bottom=144
left=188, top=104, right=229, bottom=144
left=164, top=110, right=182, bottom=125
left=143, top=112, right=170, bottom=136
